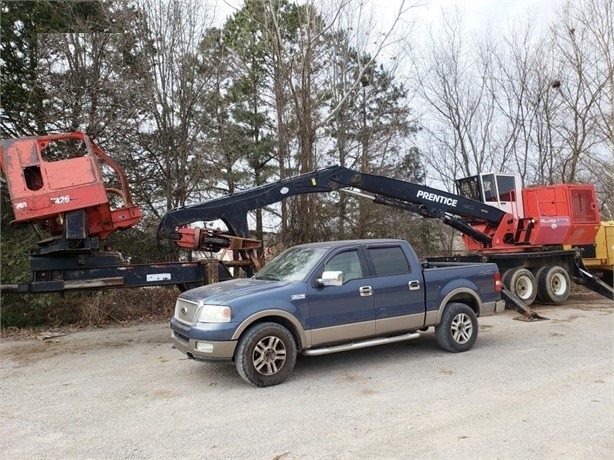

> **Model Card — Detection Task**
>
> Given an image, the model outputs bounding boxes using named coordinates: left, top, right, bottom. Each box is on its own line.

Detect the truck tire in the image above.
left=536, top=265, right=571, bottom=303
left=435, top=303, right=478, bottom=353
left=503, top=268, right=537, bottom=305
left=235, top=322, right=297, bottom=387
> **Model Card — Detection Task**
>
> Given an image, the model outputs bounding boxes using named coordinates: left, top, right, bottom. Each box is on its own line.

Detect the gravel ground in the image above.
left=1, top=290, right=613, bottom=460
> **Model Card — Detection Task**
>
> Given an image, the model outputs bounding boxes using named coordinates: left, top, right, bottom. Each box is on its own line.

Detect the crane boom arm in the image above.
left=157, top=165, right=506, bottom=247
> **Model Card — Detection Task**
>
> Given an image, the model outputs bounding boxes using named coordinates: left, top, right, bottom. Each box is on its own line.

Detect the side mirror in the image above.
left=317, top=270, right=343, bottom=286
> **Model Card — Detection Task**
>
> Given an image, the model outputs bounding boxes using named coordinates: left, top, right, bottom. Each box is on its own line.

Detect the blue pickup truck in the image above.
left=171, top=239, right=504, bottom=386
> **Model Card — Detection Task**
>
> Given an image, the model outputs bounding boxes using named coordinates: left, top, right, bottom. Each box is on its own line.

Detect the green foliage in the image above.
left=221, top=1, right=302, bottom=241
left=0, top=0, right=427, bottom=329
left=1, top=302, right=51, bottom=329
left=0, top=0, right=110, bottom=137
left=103, top=224, right=164, bottom=264
left=1, top=181, right=36, bottom=289
left=0, top=226, right=39, bottom=285
left=223, top=0, right=300, bottom=57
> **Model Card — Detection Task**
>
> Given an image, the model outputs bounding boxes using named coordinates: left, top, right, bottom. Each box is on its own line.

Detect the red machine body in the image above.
left=521, top=184, right=599, bottom=246
left=457, top=173, right=600, bottom=252
left=0, top=132, right=142, bottom=240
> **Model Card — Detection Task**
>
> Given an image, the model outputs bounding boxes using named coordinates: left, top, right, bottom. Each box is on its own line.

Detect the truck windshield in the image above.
left=254, top=247, right=328, bottom=282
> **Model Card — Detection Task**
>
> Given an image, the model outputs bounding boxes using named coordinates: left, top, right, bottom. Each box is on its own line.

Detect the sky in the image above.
left=213, top=0, right=561, bottom=33
left=372, top=0, right=561, bottom=43
left=412, top=0, right=558, bottom=25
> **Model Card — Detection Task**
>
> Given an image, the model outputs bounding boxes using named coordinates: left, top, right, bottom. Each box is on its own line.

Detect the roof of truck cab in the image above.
left=292, top=239, right=406, bottom=249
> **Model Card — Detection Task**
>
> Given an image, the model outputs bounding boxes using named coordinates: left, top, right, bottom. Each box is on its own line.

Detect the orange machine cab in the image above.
left=522, top=184, right=600, bottom=246
left=456, top=172, right=600, bottom=251
left=0, top=132, right=141, bottom=239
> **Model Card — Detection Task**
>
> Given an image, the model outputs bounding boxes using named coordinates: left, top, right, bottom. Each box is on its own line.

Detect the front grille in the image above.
left=174, top=298, right=200, bottom=325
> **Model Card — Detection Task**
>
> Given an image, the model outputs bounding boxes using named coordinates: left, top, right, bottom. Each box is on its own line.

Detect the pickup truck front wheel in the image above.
left=435, top=303, right=478, bottom=352
left=235, top=322, right=297, bottom=387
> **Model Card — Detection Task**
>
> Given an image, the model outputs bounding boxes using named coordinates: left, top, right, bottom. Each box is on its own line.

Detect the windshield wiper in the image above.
left=255, top=275, right=281, bottom=281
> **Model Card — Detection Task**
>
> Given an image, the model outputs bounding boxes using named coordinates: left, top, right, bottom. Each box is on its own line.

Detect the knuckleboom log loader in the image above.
left=1, top=133, right=612, bottom=314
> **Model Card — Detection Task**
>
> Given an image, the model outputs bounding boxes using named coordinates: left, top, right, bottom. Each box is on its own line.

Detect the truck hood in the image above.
left=179, top=278, right=291, bottom=305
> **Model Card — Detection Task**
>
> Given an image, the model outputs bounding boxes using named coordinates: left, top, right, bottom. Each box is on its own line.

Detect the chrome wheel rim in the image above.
left=253, top=335, right=286, bottom=375
left=451, top=313, right=473, bottom=344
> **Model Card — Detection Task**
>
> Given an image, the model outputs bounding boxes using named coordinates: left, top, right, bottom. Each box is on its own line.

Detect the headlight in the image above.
left=197, top=304, right=232, bottom=323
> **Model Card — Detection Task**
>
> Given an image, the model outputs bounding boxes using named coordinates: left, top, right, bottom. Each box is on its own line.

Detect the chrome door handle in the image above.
left=359, top=286, right=373, bottom=296
left=408, top=280, right=421, bottom=291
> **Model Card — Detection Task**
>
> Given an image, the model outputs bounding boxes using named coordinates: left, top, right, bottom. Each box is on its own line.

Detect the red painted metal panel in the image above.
left=522, top=184, right=599, bottom=246
left=2, top=137, right=108, bottom=223
left=1, top=132, right=142, bottom=240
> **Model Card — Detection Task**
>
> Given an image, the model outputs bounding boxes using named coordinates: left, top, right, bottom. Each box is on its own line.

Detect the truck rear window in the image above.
left=368, top=246, right=410, bottom=276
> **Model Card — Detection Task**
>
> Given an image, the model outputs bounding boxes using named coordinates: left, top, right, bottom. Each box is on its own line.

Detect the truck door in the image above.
left=307, top=248, right=375, bottom=346
left=365, top=244, right=425, bottom=334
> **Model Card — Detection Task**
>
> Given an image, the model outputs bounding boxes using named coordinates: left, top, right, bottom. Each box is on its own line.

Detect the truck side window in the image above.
left=324, top=250, right=363, bottom=282
left=368, top=246, right=410, bottom=276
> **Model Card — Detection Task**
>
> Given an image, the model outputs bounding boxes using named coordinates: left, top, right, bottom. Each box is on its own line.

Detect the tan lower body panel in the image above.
left=309, top=313, right=426, bottom=347
left=310, top=321, right=375, bottom=347
left=375, top=313, right=425, bottom=334
left=425, top=310, right=438, bottom=326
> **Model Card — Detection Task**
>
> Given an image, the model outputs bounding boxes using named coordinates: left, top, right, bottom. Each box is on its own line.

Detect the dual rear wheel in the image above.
left=534, top=265, right=571, bottom=303
left=503, top=265, right=571, bottom=305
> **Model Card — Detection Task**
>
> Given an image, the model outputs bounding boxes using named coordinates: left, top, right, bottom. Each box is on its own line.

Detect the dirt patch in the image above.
left=565, top=288, right=613, bottom=306
left=1, top=338, right=81, bottom=366
left=552, top=314, right=586, bottom=324
left=0, top=321, right=170, bottom=367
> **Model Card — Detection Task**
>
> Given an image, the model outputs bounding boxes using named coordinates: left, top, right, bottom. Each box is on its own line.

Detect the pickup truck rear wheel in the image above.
left=435, top=303, right=478, bottom=353
left=235, top=322, right=297, bottom=387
